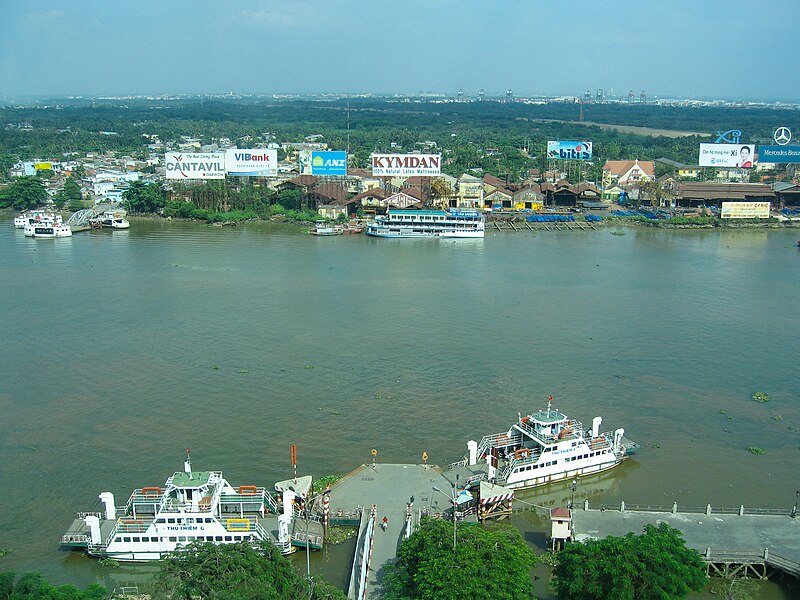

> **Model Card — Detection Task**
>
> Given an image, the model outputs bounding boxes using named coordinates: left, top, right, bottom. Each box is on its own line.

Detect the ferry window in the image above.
left=215, top=536, right=223, bottom=541
left=169, top=537, right=177, bottom=542
left=167, top=518, right=175, bottom=524
left=205, top=518, right=213, bottom=523
left=572, top=442, right=577, bottom=447
left=133, top=537, right=140, bottom=542
left=185, top=518, right=194, bottom=524
left=123, top=537, right=131, bottom=542
left=178, top=536, right=187, bottom=542
left=155, top=519, right=164, bottom=524
left=224, top=536, right=232, bottom=541
left=206, top=536, right=214, bottom=541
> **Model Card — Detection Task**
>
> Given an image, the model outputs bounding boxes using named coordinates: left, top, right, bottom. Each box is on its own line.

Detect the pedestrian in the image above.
left=381, top=516, right=388, bottom=531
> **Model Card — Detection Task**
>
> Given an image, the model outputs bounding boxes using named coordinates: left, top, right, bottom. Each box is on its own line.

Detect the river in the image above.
left=1, top=215, right=798, bottom=596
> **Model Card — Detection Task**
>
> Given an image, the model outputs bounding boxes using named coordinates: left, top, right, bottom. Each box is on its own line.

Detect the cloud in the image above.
left=19, top=9, right=65, bottom=28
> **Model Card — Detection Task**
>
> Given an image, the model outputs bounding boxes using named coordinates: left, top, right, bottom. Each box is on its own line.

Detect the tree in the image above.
left=123, top=180, right=166, bottom=214
left=0, top=176, right=49, bottom=210
left=552, top=522, right=707, bottom=600
left=0, top=571, right=106, bottom=599
left=152, top=540, right=346, bottom=600
left=63, top=177, right=82, bottom=202
left=383, top=517, right=538, bottom=600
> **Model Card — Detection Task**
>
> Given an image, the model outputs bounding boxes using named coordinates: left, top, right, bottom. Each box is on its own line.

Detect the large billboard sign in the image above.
left=547, top=141, right=593, bottom=161
left=165, top=152, right=225, bottom=179
left=371, top=154, right=441, bottom=176
left=757, top=145, right=800, bottom=164
left=311, top=151, right=347, bottom=176
left=720, top=201, right=770, bottom=219
left=225, top=149, right=278, bottom=176
left=698, top=144, right=754, bottom=168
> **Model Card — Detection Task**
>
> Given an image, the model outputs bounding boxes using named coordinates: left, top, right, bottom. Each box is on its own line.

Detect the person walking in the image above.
left=381, top=516, right=388, bottom=531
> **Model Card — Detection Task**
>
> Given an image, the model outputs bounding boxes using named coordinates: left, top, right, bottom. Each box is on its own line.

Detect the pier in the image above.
left=488, top=217, right=599, bottom=232
left=570, top=501, right=800, bottom=580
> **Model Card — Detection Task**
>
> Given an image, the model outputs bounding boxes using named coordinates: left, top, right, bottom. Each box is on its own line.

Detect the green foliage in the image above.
left=0, top=571, right=106, bottom=599
left=152, top=540, right=345, bottom=600
left=123, top=180, right=166, bottom=214
left=747, top=446, right=765, bottom=455
left=63, top=177, right=82, bottom=201
left=752, top=392, right=770, bottom=403
left=312, top=474, right=344, bottom=496
left=383, top=517, right=537, bottom=600
left=666, top=215, right=717, bottom=226
left=66, top=197, right=85, bottom=212
left=552, top=522, right=707, bottom=600
left=0, top=176, right=48, bottom=210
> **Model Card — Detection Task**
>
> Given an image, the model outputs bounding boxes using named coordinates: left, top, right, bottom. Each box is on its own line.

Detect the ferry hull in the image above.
left=502, top=457, right=626, bottom=491
left=366, top=228, right=484, bottom=239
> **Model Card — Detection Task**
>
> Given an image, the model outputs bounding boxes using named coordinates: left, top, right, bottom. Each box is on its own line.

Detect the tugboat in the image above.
left=452, top=396, right=638, bottom=491
left=59, top=450, right=322, bottom=561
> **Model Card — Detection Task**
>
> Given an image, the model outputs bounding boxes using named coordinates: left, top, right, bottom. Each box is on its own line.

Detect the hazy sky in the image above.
left=1, top=0, right=798, bottom=101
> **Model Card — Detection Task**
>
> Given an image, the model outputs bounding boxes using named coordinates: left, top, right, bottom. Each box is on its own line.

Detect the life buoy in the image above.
left=514, top=448, right=530, bottom=460
left=142, top=487, right=161, bottom=496
left=239, top=485, right=258, bottom=495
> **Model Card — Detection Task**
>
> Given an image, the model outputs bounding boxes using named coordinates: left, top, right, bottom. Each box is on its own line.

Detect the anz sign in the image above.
left=311, top=151, right=347, bottom=176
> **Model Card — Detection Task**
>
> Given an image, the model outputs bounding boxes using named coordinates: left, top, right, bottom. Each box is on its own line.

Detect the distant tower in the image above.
left=628, top=90, right=635, bottom=104
left=505, top=89, right=513, bottom=102
left=584, top=89, right=592, bottom=103
left=596, top=88, right=603, bottom=102
left=457, top=88, right=464, bottom=102
left=478, top=89, right=485, bottom=101
left=640, top=90, right=647, bottom=104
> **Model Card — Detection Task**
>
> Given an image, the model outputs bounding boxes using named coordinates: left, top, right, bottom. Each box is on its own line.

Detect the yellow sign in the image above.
left=34, top=162, right=52, bottom=171
left=370, top=449, right=377, bottom=457
left=422, top=452, right=428, bottom=462
left=720, top=201, right=770, bottom=219
left=226, top=518, right=250, bottom=531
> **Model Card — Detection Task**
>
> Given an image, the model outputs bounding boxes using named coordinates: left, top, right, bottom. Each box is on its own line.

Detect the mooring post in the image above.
left=739, top=505, right=745, bottom=516
left=705, top=547, right=711, bottom=558
left=583, top=499, right=589, bottom=511
left=706, top=504, right=712, bottom=516
left=763, top=548, right=769, bottom=561
left=620, top=500, right=625, bottom=512
left=672, top=502, right=678, bottom=514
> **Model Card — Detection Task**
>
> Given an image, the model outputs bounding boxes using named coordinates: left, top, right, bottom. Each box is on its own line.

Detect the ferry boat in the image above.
left=455, top=397, right=638, bottom=491
left=14, top=210, right=62, bottom=228
left=90, top=211, right=130, bottom=229
left=59, top=451, right=321, bottom=561
left=24, top=223, right=72, bottom=238
left=366, top=209, right=485, bottom=238
left=310, top=220, right=343, bottom=236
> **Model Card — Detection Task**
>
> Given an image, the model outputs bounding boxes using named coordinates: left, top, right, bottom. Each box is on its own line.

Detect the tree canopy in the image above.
left=0, top=176, right=49, bottom=210
left=0, top=571, right=106, bottom=600
left=383, top=517, right=538, bottom=600
left=151, top=540, right=346, bottom=600
left=123, top=180, right=166, bottom=214
left=552, top=522, right=707, bottom=600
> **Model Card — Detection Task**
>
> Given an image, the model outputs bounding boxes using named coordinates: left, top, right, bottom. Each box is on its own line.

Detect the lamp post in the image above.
left=569, top=479, right=578, bottom=510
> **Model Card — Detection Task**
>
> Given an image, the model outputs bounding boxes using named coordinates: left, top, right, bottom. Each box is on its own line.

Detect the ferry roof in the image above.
left=170, top=471, right=213, bottom=488
left=529, top=409, right=567, bottom=424
left=390, top=209, right=447, bottom=215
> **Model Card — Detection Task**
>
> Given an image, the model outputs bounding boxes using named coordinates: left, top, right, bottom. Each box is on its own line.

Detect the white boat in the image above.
left=90, top=211, right=130, bottom=229
left=24, top=223, right=72, bottom=238
left=60, top=451, right=321, bottom=561
left=456, top=397, right=638, bottom=491
left=366, top=209, right=485, bottom=238
left=310, top=220, right=343, bottom=236
left=14, top=211, right=62, bottom=228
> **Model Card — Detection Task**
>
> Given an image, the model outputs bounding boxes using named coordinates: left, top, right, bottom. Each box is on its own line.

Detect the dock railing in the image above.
left=585, top=500, right=794, bottom=517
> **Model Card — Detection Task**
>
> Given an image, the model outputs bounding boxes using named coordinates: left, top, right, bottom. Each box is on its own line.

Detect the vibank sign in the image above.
left=371, top=153, right=441, bottom=176
left=165, top=153, right=225, bottom=179
left=225, top=149, right=278, bottom=177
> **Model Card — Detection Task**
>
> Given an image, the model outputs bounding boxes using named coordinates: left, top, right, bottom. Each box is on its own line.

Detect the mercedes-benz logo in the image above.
left=773, top=127, right=792, bottom=146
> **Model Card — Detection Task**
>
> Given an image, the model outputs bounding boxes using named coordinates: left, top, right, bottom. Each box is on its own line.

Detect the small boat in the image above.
left=90, top=211, right=130, bottom=229
left=25, top=223, right=72, bottom=238
left=15, top=211, right=62, bottom=228
left=310, top=221, right=343, bottom=236
left=453, top=396, right=638, bottom=491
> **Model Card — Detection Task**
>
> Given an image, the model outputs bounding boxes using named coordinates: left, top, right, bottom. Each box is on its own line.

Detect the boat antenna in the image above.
left=547, top=395, right=553, bottom=416
left=184, top=448, right=192, bottom=475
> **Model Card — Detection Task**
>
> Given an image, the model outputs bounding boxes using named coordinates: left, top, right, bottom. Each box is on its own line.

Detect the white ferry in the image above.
left=60, top=451, right=321, bottom=561
left=366, top=209, right=485, bottom=238
left=14, top=210, right=62, bottom=228
left=91, top=211, right=130, bottom=229
left=24, top=223, right=72, bottom=238
left=456, top=397, right=638, bottom=491
left=310, top=220, right=343, bottom=236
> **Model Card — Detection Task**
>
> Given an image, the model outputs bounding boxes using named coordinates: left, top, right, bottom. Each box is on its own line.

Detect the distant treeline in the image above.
left=1, top=98, right=797, bottom=181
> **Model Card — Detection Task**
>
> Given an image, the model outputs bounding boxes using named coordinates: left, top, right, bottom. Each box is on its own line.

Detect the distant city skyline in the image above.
left=1, top=0, right=799, bottom=103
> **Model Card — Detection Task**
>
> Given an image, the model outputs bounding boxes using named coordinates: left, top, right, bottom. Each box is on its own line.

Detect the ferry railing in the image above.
left=76, top=511, right=105, bottom=520
left=448, top=459, right=467, bottom=471
left=293, top=507, right=323, bottom=524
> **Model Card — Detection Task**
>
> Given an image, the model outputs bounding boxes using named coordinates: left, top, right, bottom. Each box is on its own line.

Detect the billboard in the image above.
left=720, top=201, right=770, bottom=219
left=225, top=149, right=277, bottom=177
left=547, top=141, right=593, bottom=161
left=165, top=152, right=225, bottom=179
left=371, top=154, right=441, bottom=176
left=311, top=151, right=347, bottom=176
left=698, top=144, right=754, bottom=168
left=757, top=145, right=800, bottom=164
left=34, top=162, right=53, bottom=171
left=298, top=149, right=313, bottom=174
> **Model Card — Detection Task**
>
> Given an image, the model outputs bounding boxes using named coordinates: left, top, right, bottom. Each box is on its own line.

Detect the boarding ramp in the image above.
left=348, top=505, right=377, bottom=600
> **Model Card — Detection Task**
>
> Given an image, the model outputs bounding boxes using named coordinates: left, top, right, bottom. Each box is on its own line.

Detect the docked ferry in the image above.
left=366, top=209, right=485, bottom=238
left=24, top=223, right=72, bottom=238
left=59, top=451, right=312, bottom=561
left=456, top=398, right=638, bottom=491
left=14, top=210, right=62, bottom=228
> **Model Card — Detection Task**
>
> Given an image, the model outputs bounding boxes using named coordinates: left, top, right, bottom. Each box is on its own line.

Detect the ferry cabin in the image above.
left=366, top=209, right=485, bottom=238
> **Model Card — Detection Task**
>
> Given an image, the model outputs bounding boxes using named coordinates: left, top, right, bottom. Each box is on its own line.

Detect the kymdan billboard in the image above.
left=311, top=151, right=347, bottom=176
left=165, top=152, right=225, bottom=179
left=698, top=144, right=754, bottom=168
left=757, top=145, right=800, bottom=164
left=371, top=154, right=441, bottom=176
left=547, top=141, right=593, bottom=161
left=225, top=149, right=278, bottom=176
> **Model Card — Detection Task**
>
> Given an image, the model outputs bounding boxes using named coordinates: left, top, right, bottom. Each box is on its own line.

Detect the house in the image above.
left=456, top=173, right=483, bottom=208
left=484, top=186, right=514, bottom=209
left=513, top=186, right=544, bottom=210
left=674, top=182, right=775, bottom=209
left=602, top=160, right=655, bottom=186
left=317, top=205, right=348, bottom=220
left=347, top=187, right=388, bottom=215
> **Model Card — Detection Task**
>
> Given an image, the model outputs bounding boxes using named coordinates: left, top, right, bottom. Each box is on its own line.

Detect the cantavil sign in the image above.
left=720, top=201, right=770, bottom=219
left=547, top=141, right=593, bottom=161
left=165, top=153, right=225, bottom=179
left=371, top=154, right=441, bottom=177
left=311, top=151, right=347, bottom=176
left=698, top=144, right=754, bottom=168
left=225, top=149, right=278, bottom=177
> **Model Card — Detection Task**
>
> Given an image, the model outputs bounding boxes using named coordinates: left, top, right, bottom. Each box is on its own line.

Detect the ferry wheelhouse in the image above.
left=366, top=209, right=485, bottom=238
left=60, top=452, right=322, bottom=561
left=457, top=398, right=638, bottom=491
left=15, top=211, right=62, bottom=228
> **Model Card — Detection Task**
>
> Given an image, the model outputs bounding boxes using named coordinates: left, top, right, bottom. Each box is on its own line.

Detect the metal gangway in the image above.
left=64, top=208, right=95, bottom=231
left=347, top=505, right=377, bottom=600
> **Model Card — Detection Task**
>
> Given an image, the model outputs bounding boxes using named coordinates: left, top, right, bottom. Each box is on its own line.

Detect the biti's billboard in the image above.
left=311, top=151, right=347, bottom=176
left=225, top=149, right=278, bottom=177
left=547, top=141, right=593, bottom=161
left=698, top=144, right=754, bottom=168
left=371, top=154, right=441, bottom=177
left=165, top=152, right=225, bottom=179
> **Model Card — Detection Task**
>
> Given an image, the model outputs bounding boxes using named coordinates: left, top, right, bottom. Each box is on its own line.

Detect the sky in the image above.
left=1, top=0, right=799, bottom=102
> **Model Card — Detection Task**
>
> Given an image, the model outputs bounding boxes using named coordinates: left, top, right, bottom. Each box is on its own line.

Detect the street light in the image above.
left=569, top=479, right=578, bottom=510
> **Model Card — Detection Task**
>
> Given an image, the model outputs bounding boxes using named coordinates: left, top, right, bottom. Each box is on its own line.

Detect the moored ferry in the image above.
left=454, top=397, right=638, bottom=491
left=366, top=209, right=485, bottom=238
left=60, top=451, right=322, bottom=561
left=24, top=223, right=72, bottom=238
left=14, top=210, right=62, bottom=228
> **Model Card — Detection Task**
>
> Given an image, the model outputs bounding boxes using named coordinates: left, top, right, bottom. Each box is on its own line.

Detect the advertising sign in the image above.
left=165, top=152, right=225, bottom=179
left=720, top=201, right=770, bottom=219
left=311, top=151, right=347, bottom=176
left=299, top=149, right=312, bottom=175
left=698, top=144, right=754, bottom=168
left=547, top=141, right=593, bottom=161
left=757, top=145, right=800, bottom=164
left=224, top=149, right=277, bottom=177
left=34, top=162, right=53, bottom=171
left=371, top=154, right=441, bottom=177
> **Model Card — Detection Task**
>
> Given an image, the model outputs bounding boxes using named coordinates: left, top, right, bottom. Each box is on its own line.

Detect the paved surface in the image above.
left=572, top=509, right=800, bottom=563
left=329, top=464, right=457, bottom=598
